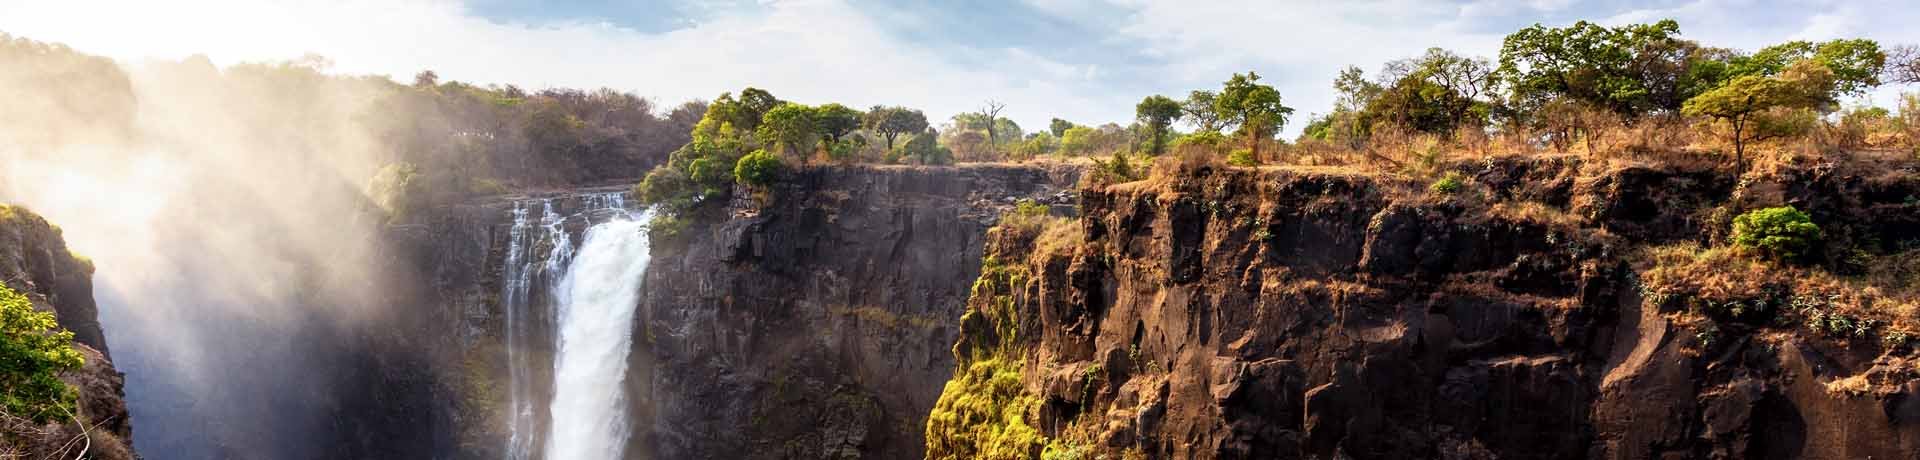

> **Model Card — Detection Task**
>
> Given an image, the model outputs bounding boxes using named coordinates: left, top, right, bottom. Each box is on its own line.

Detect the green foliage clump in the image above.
left=925, top=357, right=1045, bottom=460
left=1429, top=171, right=1466, bottom=195
left=0, top=285, right=83, bottom=423
left=1226, top=148, right=1257, bottom=167
left=1090, top=151, right=1143, bottom=183
left=733, top=149, right=784, bottom=188
left=369, top=162, right=426, bottom=222
left=1732, top=206, right=1822, bottom=262
left=893, top=131, right=954, bottom=165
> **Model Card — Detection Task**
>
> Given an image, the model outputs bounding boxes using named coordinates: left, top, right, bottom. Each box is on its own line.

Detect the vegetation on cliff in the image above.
left=0, top=285, right=82, bottom=424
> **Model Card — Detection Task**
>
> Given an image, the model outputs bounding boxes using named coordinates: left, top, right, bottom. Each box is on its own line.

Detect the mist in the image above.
left=0, top=31, right=705, bottom=457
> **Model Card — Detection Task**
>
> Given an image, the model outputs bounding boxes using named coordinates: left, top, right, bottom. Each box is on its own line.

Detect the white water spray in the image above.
left=543, top=210, right=651, bottom=460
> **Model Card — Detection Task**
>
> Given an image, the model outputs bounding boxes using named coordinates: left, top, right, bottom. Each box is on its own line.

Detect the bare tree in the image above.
left=1887, top=44, right=1920, bottom=85
left=982, top=100, right=1005, bottom=159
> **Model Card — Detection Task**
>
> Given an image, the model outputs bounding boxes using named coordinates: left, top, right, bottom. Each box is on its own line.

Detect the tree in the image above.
left=1682, top=60, right=1835, bottom=165
left=733, top=87, right=780, bottom=131
left=1887, top=44, right=1920, bottom=85
left=413, top=70, right=439, bottom=88
left=1182, top=90, right=1221, bottom=132
left=1135, top=95, right=1183, bottom=154
left=1059, top=125, right=1096, bottom=156
left=757, top=102, right=818, bottom=157
left=863, top=106, right=929, bottom=149
left=0, top=285, right=83, bottom=423
left=1213, top=72, right=1294, bottom=163
left=813, top=103, right=862, bottom=144
left=734, top=149, right=784, bottom=187
left=1498, top=19, right=1715, bottom=116
left=1732, top=39, right=1886, bottom=95
left=981, top=100, right=1006, bottom=158
left=895, top=129, right=953, bottom=165
left=1049, top=118, right=1073, bottom=137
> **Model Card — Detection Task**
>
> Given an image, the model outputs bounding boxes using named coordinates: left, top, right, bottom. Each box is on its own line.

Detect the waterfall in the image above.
left=544, top=210, right=651, bottom=460
left=497, top=192, right=645, bottom=460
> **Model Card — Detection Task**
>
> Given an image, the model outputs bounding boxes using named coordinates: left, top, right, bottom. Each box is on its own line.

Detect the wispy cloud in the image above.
left=3, top=0, right=1918, bottom=135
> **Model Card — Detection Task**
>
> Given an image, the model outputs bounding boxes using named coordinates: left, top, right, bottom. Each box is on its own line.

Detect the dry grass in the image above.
left=1637, top=243, right=1920, bottom=339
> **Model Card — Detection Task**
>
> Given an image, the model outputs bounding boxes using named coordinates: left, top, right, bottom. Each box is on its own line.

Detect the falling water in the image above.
left=544, top=210, right=651, bottom=460
left=497, top=192, right=640, bottom=460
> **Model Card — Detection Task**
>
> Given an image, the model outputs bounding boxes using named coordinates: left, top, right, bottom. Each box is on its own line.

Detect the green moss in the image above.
left=925, top=357, right=1046, bottom=460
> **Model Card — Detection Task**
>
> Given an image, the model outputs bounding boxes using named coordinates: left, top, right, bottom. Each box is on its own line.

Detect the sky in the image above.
left=3, top=0, right=1919, bottom=136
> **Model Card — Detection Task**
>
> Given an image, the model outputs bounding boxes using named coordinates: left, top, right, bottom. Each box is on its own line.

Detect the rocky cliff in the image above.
left=0, top=205, right=135, bottom=459
left=932, top=156, right=1920, bottom=459
left=636, top=164, right=1080, bottom=459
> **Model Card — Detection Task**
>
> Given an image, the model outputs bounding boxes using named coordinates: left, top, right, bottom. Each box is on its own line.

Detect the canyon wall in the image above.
left=937, top=157, right=1920, bottom=459
left=636, top=164, right=1079, bottom=459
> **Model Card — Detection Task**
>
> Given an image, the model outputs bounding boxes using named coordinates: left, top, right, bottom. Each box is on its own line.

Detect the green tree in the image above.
left=735, top=87, right=780, bottom=131
left=896, top=129, right=953, bottom=165
left=1059, top=125, right=1096, bottom=156
left=1731, top=39, right=1885, bottom=95
left=1135, top=95, right=1183, bottom=154
left=1181, top=90, right=1221, bottom=132
left=863, top=106, right=929, bottom=149
left=757, top=102, right=818, bottom=157
left=1498, top=19, right=1719, bottom=116
left=1048, top=118, right=1073, bottom=137
left=1682, top=60, right=1835, bottom=164
left=0, top=285, right=83, bottom=423
left=734, top=148, right=784, bottom=187
left=1213, top=71, right=1294, bottom=163
left=813, top=103, right=863, bottom=144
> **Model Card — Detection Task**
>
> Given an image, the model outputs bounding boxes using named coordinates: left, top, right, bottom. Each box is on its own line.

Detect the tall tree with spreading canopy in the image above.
left=1498, top=19, right=1721, bottom=116
left=813, top=103, right=862, bottom=144
left=863, top=106, right=929, bottom=149
left=1213, top=72, right=1294, bottom=163
left=1135, top=95, right=1183, bottom=154
left=1682, top=60, right=1835, bottom=165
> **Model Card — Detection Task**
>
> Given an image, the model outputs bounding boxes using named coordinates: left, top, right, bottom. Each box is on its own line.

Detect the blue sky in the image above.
left=4, top=0, right=1918, bottom=136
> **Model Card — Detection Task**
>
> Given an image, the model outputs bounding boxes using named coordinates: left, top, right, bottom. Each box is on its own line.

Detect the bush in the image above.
left=1732, top=206, right=1822, bottom=262
left=1226, top=148, right=1257, bottom=166
left=0, top=285, right=83, bottom=423
left=368, top=162, right=426, bottom=221
left=733, top=149, right=784, bottom=187
left=1429, top=171, right=1466, bottom=195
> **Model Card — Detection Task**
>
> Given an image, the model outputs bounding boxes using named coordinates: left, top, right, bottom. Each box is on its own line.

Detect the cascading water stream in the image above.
left=497, top=192, right=647, bottom=460
left=542, top=210, right=650, bottom=460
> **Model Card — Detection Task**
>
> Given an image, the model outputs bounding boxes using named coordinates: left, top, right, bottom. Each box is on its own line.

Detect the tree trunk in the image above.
left=1248, top=129, right=1261, bottom=164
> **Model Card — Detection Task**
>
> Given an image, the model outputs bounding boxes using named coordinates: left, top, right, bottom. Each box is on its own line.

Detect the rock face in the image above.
left=637, top=164, right=1079, bottom=459
left=940, top=158, right=1920, bottom=459
left=0, top=206, right=136, bottom=459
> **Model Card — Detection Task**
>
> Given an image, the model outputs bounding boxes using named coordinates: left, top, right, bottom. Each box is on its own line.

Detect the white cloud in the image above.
left=4, top=0, right=1919, bottom=137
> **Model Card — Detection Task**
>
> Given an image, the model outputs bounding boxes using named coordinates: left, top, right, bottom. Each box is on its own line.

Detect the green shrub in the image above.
left=1732, top=206, right=1822, bottom=262
left=733, top=149, right=784, bottom=187
left=368, top=162, right=426, bottom=221
left=1429, top=171, right=1465, bottom=195
left=0, top=285, right=83, bottom=423
left=1226, top=148, right=1257, bottom=166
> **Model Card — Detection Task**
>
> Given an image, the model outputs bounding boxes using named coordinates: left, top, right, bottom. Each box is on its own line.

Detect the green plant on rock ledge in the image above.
left=0, top=285, right=83, bottom=423
left=1428, top=171, right=1466, bottom=195
left=1731, top=206, right=1821, bottom=262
